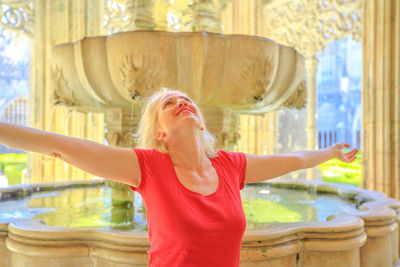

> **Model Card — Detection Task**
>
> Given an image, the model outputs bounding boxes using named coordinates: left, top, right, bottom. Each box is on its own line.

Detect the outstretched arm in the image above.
left=244, top=142, right=358, bottom=184
left=0, top=122, right=141, bottom=187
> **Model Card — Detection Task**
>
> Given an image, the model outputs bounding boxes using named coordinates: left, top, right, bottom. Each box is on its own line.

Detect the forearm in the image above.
left=293, top=148, right=336, bottom=169
left=0, top=122, right=58, bottom=155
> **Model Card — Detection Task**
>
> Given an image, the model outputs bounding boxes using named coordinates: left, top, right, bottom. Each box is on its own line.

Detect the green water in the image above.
left=0, top=184, right=359, bottom=231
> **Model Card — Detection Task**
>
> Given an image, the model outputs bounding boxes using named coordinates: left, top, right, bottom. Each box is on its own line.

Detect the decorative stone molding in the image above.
left=120, top=54, right=161, bottom=99
left=52, top=66, right=77, bottom=107
left=0, top=0, right=33, bottom=37
left=105, top=0, right=230, bottom=33
left=241, top=56, right=273, bottom=104
left=263, top=0, right=362, bottom=57
left=263, top=0, right=362, bottom=180
left=282, top=80, right=306, bottom=109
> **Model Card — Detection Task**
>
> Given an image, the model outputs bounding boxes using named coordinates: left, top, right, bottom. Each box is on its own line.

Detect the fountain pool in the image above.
left=0, top=179, right=399, bottom=267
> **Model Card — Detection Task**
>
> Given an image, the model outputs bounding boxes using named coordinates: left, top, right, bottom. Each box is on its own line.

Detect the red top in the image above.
left=130, top=148, right=247, bottom=267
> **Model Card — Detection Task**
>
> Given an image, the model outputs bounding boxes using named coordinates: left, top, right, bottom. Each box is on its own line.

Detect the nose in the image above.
left=177, top=99, right=188, bottom=107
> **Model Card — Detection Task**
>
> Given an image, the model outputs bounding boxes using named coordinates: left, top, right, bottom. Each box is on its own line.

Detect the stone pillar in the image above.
left=28, top=0, right=105, bottom=183
left=362, top=0, right=400, bottom=198
left=125, top=0, right=155, bottom=30
left=305, top=56, right=319, bottom=180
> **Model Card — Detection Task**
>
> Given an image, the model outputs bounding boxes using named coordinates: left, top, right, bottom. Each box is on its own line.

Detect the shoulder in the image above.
left=212, top=150, right=246, bottom=164
left=132, top=148, right=168, bottom=164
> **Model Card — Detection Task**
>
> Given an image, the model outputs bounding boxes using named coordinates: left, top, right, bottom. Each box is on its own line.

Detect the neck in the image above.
left=165, top=128, right=210, bottom=172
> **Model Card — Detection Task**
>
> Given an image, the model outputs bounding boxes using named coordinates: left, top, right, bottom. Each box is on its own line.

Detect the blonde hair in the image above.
left=134, top=88, right=218, bottom=158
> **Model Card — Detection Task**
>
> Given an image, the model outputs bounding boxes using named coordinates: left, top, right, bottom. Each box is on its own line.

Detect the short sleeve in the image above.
left=129, top=148, right=154, bottom=193
left=226, top=151, right=247, bottom=190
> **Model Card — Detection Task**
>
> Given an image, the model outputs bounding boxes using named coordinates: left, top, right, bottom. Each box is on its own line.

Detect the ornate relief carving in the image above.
left=105, top=0, right=229, bottom=33
left=52, top=66, right=77, bottom=106
left=241, top=57, right=273, bottom=103
left=282, top=80, right=307, bottom=109
left=104, top=130, right=133, bottom=147
left=264, top=0, right=362, bottom=57
left=104, top=0, right=155, bottom=33
left=0, top=0, right=33, bottom=36
left=105, top=131, right=120, bottom=147
left=120, top=54, right=161, bottom=99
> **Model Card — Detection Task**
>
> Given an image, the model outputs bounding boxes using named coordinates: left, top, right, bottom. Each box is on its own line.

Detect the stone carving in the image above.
left=120, top=54, right=161, bottom=99
left=241, top=57, right=273, bottom=103
left=264, top=0, right=362, bottom=56
left=0, top=0, right=33, bottom=36
left=105, top=0, right=229, bottom=33
left=104, top=0, right=155, bottom=33
left=105, top=130, right=133, bottom=148
left=52, top=66, right=77, bottom=107
left=105, top=131, right=120, bottom=147
left=263, top=0, right=362, bottom=180
left=282, top=80, right=306, bottom=109
left=185, top=0, right=221, bottom=32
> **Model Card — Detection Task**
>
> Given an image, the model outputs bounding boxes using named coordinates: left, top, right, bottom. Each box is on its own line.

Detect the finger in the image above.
left=347, top=149, right=358, bottom=156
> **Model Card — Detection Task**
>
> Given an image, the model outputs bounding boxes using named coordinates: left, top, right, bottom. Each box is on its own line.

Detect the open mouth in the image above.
left=176, top=107, right=193, bottom=116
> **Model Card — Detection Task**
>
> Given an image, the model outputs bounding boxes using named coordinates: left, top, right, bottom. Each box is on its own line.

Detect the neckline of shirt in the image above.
left=165, top=152, right=224, bottom=198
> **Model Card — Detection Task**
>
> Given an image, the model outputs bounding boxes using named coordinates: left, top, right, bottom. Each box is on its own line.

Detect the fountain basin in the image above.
left=51, top=30, right=305, bottom=114
left=0, top=179, right=399, bottom=267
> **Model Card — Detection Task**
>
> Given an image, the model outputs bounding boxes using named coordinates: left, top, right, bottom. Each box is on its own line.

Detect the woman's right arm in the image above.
left=0, top=122, right=141, bottom=187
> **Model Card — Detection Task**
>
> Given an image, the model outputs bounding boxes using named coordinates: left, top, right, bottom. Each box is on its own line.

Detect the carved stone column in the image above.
left=305, top=56, right=319, bottom=180
left=125, top=0, right=155, bottom=30
left=186, top=0, right=221, bottom=32
left=362, top=0, right=400, bottom=198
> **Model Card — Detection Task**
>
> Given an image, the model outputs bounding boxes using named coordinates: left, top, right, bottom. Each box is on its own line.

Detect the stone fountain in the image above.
left=50, top=29, right=306, bottom=206
left=50, top=30, right=306, bottom=150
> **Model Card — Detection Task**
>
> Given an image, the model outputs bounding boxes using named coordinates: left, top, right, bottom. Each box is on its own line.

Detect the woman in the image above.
left=0, top=88, right=358, bottom=267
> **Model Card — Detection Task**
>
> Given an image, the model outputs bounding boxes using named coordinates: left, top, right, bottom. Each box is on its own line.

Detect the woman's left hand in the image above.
left=329, top=142, right=359, bottom=163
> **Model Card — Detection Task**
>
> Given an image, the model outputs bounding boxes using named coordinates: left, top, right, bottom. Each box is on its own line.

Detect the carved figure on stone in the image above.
left=120, top=54, right=161, bottom=99
left=241, top=57, right=273, bottom=103
left=52, top=66, right=77, bottom=107
left=282, top=80, right=307, bottom=109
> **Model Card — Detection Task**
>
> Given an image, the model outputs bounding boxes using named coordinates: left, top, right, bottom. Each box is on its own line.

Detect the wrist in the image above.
left=326, top=147, right=339, bottom=159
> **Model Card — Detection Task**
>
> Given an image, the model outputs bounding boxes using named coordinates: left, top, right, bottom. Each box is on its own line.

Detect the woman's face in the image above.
left=156, top=92, right=203, bottom=140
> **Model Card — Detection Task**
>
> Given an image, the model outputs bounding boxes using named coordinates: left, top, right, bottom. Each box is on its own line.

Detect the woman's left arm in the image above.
left=244, top=142, right=358, bottom=184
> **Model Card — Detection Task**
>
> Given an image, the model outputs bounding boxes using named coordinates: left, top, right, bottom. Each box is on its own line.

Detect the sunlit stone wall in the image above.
left=28, top=0, right=105, bottom=183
